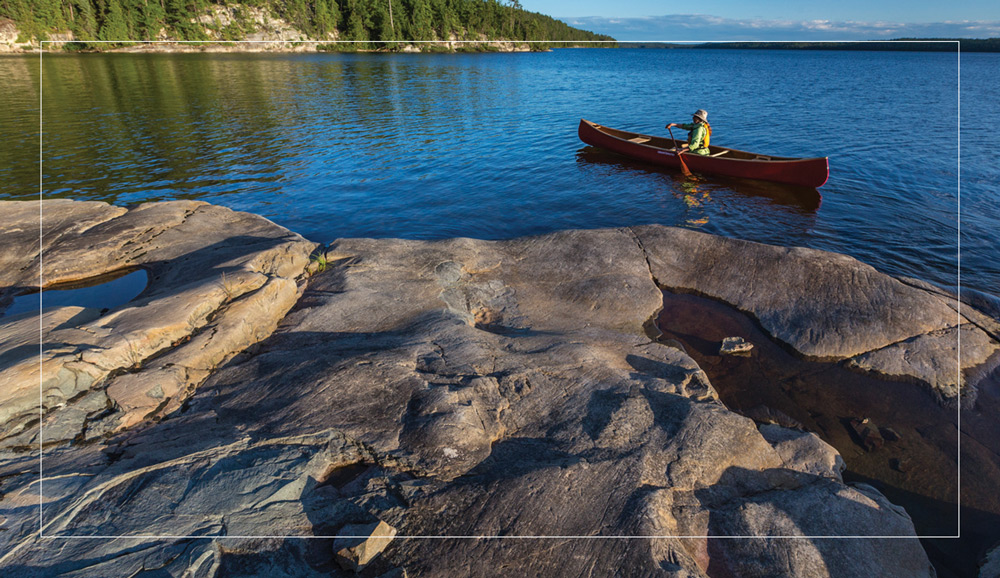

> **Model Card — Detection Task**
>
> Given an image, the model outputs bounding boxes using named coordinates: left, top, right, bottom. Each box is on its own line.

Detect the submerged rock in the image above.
left=848, top=418, right=884, bottom=452
left=879, top=426, right=902, bottom=442
left=632, top=225, right=999, bottom=402
left=720, top=336, right=754, bottom=355
left=742, top=404, right=805, bottom=430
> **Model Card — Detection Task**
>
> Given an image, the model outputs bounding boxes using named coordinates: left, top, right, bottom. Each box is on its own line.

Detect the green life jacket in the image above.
left=690, top=121, right=711, bottom=149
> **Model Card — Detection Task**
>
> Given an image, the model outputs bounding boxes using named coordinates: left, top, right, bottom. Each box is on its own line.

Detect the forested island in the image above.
left=3, top=2, right=996, bottom=54
left=0, top=0, right=615, bottom=51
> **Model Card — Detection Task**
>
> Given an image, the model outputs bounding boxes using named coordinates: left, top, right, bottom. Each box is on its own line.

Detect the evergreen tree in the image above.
left=139, top=0, right=167, bottom=39
left=429, top=0, right=457, bottom=40
left=368, top=0, right=395, bottom=43
left=98, top=0, right=131, bottom=42
left=71, top=0, right=99, bottom=40
left=282, top=0, right=310, bottom=33
left=34, top=0, right=67, bottom=30
left=0, top=0, right=618, bottom=49
left=406, top=0, right=432, bottom=41
left=313, top=0, right=339, bottom=37
left=164, top=0, right=208, bottom=40
left=341, top=0, right=368, bottom=46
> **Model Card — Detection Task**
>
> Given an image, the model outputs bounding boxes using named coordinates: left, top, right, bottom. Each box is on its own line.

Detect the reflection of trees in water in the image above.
left=5, top=52, right=527, bottom=207
left=0, top=56, right=42, bottom=198
left=3, top=53, right=524, bottom=205
left=13, top=55, right=302, bottom=203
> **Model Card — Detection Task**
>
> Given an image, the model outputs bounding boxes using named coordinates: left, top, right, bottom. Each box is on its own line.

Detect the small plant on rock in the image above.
left=310, top=250, right=329, bottom=273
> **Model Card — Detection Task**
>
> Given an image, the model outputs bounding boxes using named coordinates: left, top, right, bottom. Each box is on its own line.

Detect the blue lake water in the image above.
left=2, top=268, right=148, bottom=317
left=1, top=48, right=995, bottom=305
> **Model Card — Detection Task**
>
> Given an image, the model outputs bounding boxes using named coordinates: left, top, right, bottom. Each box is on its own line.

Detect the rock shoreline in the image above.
left=6, top=40, right=539, bottom=54
left=1, top=199, right=997, bottom=576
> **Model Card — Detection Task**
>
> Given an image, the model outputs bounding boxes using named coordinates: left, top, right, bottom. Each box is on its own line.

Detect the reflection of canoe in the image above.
left=578, top=119, right=830, bottom=188
left=575, top=148, right=822, bottom=211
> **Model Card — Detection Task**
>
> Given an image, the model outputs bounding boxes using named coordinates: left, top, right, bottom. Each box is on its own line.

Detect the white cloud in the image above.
left=563, top=14, right=1000, bottom=41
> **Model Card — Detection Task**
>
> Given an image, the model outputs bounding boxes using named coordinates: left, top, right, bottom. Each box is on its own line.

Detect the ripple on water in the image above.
left=2, top=50, right=995, bottom=302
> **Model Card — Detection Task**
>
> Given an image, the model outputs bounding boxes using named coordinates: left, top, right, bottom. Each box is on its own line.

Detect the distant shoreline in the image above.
left=19, top=40, right=560, bottom=54
left=6, top=39, right=998, bottom=55
left=620, top=39, right=999, bottom=52
left=2, top=39, right=620, bottom=55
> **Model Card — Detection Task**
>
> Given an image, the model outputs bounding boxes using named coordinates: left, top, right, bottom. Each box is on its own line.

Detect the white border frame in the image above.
left=35, top=38, right=962, bottom=542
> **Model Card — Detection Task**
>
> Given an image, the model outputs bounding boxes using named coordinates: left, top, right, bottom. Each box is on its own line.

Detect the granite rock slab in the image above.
left=632, top=225, right=999, bottom=401
left=0, top=200, right=316, bottom=444
left=0, top=224, right=935, bottom=577
left=1, top=203, right=982, bottom=576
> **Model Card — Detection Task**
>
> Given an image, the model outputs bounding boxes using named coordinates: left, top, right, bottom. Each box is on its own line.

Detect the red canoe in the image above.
left=578, top=119, right=829, bottom=188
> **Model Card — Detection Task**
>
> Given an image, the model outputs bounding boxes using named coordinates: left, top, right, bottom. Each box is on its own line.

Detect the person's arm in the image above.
left=665, top=123, right=694, bottom=148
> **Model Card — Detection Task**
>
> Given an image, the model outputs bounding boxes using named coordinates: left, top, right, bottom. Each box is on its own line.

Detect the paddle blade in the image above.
left=677, top=151, right=692, bottom=177
left=666, top=126, right=692, bottom=177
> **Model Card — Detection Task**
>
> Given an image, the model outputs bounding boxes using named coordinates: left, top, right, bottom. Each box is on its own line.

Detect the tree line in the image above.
left=1, top=0, right=615, bottom=49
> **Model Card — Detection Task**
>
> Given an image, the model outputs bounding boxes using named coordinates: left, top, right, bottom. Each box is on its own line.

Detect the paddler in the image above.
left=666, top=109, right=712, bottom=155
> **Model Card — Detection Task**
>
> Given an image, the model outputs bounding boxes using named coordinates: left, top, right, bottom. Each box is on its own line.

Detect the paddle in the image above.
left=666, top=126, right=692, bottom=177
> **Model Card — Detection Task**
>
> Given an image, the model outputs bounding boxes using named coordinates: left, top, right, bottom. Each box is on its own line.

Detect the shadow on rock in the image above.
left=626, top=353, right=694, bottom=382
left=457, top=437, right=582, bottom=482
left=693, top=466, right=935, bottom=578
left=140, top=234, right=297, bottom=294
left=843, top=469, right=1000, bottom=578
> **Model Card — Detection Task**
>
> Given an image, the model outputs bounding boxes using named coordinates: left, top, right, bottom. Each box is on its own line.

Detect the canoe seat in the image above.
left=628, top=137, right=651, bottom=144
left=710, top=150, right=728, bottom=157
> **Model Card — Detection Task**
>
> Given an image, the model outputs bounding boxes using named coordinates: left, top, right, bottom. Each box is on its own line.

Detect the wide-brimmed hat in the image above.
left=693, top=109, right=708, bottom=122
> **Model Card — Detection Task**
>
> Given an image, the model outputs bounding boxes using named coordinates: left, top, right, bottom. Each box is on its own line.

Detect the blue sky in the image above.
left=520, top=0, right=1000, bottom=40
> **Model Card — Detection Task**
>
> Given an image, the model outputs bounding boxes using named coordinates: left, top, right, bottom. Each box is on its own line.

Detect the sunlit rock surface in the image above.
left=3, top=201, right=989, bottom=576
left=633, top=225, right=999, bottom=403
left=0, top=200, right=316, bottom=444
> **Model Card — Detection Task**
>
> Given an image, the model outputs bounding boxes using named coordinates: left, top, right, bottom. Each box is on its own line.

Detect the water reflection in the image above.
left=574, top=147, right=825, bottom=236
left=31, top=54, right=296, bottom=203
left=2, top=268, right=148, bottom=318
left=575, top=147, right=821, bottom=213
left=675, top=175, right=711, bottom=227
left=1, top=50, right=989, bottom=303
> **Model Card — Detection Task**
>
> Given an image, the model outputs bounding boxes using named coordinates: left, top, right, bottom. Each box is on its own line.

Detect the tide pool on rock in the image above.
left=0, top=200, right=316, bottom=444
left=2, top=200, right=996, bottom=576
left=649, top=288, right=1000, bottom=576
left=1, top=268, right=148, bottom=318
